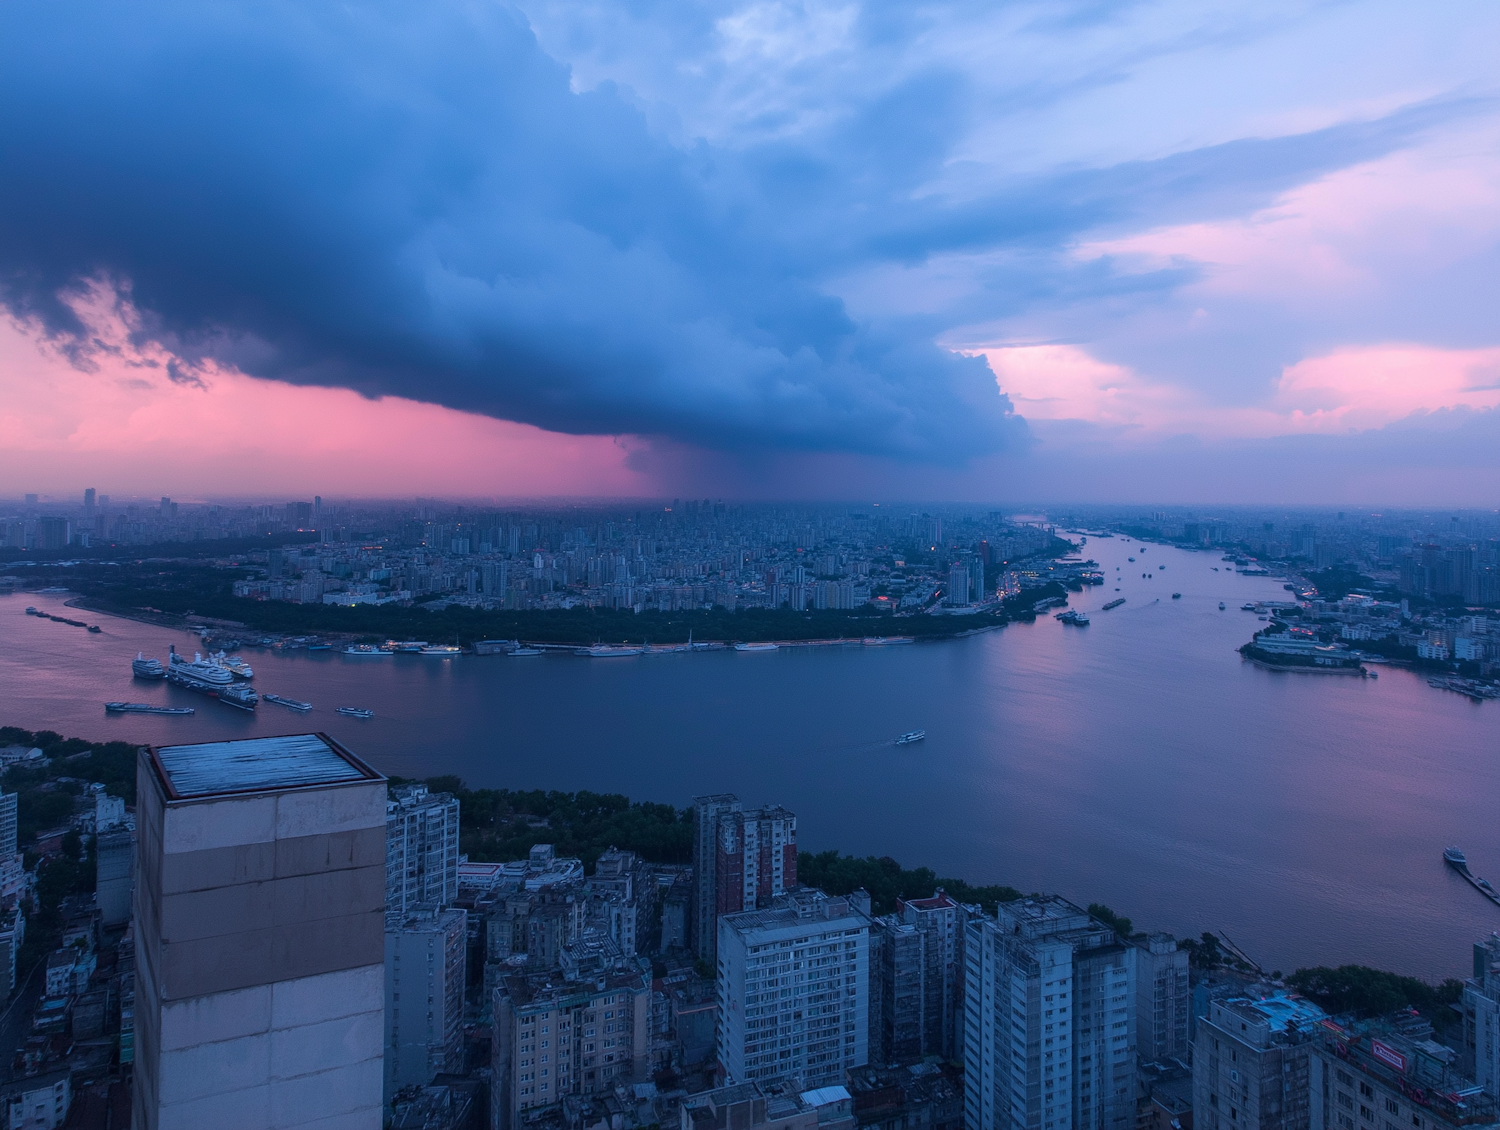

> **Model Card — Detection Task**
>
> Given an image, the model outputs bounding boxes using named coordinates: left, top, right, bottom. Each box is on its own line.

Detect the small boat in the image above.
left=343, top=644, right=389, bottom=657
left=1128, top=557, right=1135, bottom=562
left=575, top=644, right=644, bottom=657
left=1071, top=613, right=1090, bottom=625
left=1367, top=670, right=1378, bottom=679
left=1218, top=602, right=1226, bottom=610
left=25, top=607, right=39, bottom=615
left=105, top=702, right=194, bottom=715
left=263, top=693, right=313, bottom=711
left=337, top=706, right=374, bottom=718
left=1241, top=603, right=1256, bottom=611
left=508, top=647, right=544, bottom=656
left=734, top=642, right=779, bottom=652
left=132, top=652, right=166, bottom=679
left=1445, top=846, right=1467, bottom=870
left=420, top=644, right=463, bottom=656
left=1171, top=593, right=1181, bottom=599
left=87, top=625, right=102, bottom=633
left=895, top=730, right=926, bottom=745
left=1102, top=598, right=1125, bottom=611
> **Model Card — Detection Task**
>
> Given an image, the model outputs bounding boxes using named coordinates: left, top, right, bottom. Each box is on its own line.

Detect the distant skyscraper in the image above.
left=946, top=563, right=970, bottom=606
left=133, top=733, right=387, bottom=1130
left=386, top=784, right=460, bottom=915
left=717, top=888, right=869, bottom=1087
left=963, top=897, right=1137, bottom=1130
left=691, top=795, right=797, bottom=964
left=83, top=487, right=95, bottom=513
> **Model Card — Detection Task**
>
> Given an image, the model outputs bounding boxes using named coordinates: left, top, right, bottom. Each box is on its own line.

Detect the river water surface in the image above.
left=3, top=535, right=1496, bottom=979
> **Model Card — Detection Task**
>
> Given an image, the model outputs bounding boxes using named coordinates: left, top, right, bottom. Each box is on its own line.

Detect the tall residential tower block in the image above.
left=133, top=734, right=387, bottom=1130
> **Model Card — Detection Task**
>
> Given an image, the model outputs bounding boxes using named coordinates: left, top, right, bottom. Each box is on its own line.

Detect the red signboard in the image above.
left=1372, top=1040, right=1408, bottom=1073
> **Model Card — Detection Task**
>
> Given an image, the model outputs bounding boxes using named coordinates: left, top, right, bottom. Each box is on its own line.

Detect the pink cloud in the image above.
left=0, top=284, right=650, bottom=499
left=978, top=341, right=1500, bottom=439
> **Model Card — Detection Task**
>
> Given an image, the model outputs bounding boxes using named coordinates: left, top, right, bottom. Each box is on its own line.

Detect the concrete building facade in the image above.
left=717, top=889, right=870, bottom=1089
left=96, top=827, right=134, bottom=927
left=692, top=795, right=797, bottom=965
left=1464, top=934, right=1500, bottom=1098
left=385, top=906, right=468, bottom=1101
left=386, top=785, right=461, bottom=916
left=1134, top=934, right=1190, bottom=1064
left=962, top=897, right=1137, bottom=1130
left=133, top=733, right=387, bottom=1130
left=490, top=960, right=652, bottom=1130
left=1309, top=1012, right=1495, bottom=1130
left=1192, top=993, right=1325, bottom=1130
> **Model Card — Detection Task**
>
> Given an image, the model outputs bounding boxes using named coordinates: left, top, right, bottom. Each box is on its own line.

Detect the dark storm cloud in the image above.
left=0, top=2, right=1467, bottom=463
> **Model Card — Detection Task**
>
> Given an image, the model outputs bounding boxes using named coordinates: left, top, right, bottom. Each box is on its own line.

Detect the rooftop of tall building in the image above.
left=148, top=732, right=381, bottom=800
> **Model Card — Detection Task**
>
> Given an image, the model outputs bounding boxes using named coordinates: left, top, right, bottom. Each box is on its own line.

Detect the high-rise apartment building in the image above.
left=1193, top=993, right=1324, bottom=1130
left=716, top=888, right=869, bottom=1089
left=1133, top=934, right=1190, bottom=1064
left=386, top=784, right=460, bottom=915
left=1465, top=935, right=1500, bottom=1098
left=133, top=734, right=387, bottom=1130
left=871, top=892, right=967, bottom=1066
left=385, top=905, right=467, bottom=1101
left=490, top=959, right=651, bottom=1130
left=691, top=795, right=797, bottom=964
left=963, top=897, right=1137, bottom=1130
left=0, top=791, right=15, bottom=859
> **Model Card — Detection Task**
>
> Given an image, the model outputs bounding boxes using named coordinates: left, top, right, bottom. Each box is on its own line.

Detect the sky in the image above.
left=2, top=0, right=1499, bottom=504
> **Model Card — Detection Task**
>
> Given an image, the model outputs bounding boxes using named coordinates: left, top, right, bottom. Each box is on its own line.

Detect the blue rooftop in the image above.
left=1234, top=992, right=1327, bottom=1031
left=152, top=733, right=378, bottom=798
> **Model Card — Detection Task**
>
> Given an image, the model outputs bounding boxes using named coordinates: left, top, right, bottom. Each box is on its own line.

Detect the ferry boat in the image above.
left=168, top=647, right=234, bottom=685
left=385, top=640, right=428, bottom=653
left=1445, top=847, right=1500, bottom=907
left=1055, top=610, right=1089, bottom=625
left=576, top=644, right=644, bottom=657
left=105, top=702, right=194, bottom=715
left=217, top=684, right=258, bottom=711
left=343, top=644, right=389, bottom=657
left=894, top=730, right=926, bottom=745
left=1101, top=598, right=1126, bottom=611
left=132, top=652, right=166, bottom=679
left=508, top=647, right=544, bottom=656
left=420, top=644, right=463, bottom=656
left=263, top=693, right=313, bottom=711
left=733, top=642, right=779, bottom=652
left=337, top=706, right=375, bottom=718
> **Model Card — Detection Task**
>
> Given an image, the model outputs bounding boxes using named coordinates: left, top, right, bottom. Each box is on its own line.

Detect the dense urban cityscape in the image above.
left=0, top=719, right=1494, bottom=1130
left=0, top=492, right=1496, bottom=1125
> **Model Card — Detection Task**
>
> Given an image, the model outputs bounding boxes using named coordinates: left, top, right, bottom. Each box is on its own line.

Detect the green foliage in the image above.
left=1285, top=965, right=1464, bottom=1019
left=1179, top=932, right=1227, bottom=969
left=1087, top=903, right=1132, bottom=938
left=0, top=727, right=140, bottom=847
left=392, top=778, right=693, bottom=869
left=796, top=850, right=1023, bottom=915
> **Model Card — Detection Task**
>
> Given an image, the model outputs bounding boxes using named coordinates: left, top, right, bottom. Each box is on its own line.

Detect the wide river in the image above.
left=3, top=535, right=1496, bottom=979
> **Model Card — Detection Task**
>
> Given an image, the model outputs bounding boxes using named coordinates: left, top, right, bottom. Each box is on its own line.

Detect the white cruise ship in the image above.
left=131, top=652, right=166, bottom=679
left=168, top=647, right=234, bottom=685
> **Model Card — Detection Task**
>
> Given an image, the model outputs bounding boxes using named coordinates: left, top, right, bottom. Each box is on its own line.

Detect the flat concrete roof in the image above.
left=149, top=732, right=382, bottom=800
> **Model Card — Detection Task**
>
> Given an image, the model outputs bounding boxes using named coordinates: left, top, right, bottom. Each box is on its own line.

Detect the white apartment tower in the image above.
left=133, top=734, right=387, bottom=1130
left=717, top=889, right=869, bottom=1088
left=386, top=784, right=460, bottom=915
left=963, top=897, right=1137, bottom=1130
